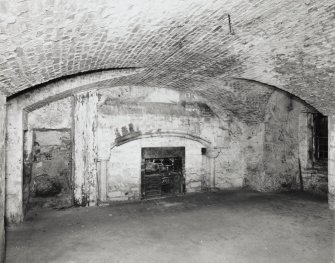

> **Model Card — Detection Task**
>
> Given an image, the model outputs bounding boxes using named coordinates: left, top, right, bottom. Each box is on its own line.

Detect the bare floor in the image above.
left=5, top=191, right=335, bottom=263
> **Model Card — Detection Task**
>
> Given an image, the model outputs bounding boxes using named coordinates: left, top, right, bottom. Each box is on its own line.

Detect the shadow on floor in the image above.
left=6, top=190, right=335, bottom=263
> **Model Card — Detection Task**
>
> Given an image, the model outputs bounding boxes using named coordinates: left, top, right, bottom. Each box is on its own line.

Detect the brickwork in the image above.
left=2, top=0, right=334, bottom=220
left=0, top=0, right=333, bottom=115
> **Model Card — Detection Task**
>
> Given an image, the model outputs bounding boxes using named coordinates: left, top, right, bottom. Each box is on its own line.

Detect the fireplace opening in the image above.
left=141, top=147, right=185, bottom=199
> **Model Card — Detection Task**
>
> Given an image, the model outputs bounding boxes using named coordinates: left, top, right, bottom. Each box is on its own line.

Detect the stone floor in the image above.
left=5, top=190, right=335, bottom=263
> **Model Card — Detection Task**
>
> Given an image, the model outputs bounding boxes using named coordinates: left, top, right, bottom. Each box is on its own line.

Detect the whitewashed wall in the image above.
left=106, top=137, right=204, bottom=201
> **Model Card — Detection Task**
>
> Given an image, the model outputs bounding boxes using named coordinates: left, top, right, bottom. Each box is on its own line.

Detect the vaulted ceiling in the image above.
left=0, top=0, right=334, bottom=114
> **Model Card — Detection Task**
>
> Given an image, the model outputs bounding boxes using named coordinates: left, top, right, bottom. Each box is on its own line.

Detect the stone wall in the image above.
left=243, top=90, right=327, bottom=195
left=23, top=97, right=73, bottom=211
left=242, top=123, right=265, bottom=190
left=299, top=113, right=328, bottom=195
left=301, top=165, right=328, bottom=195
left=27, top=97, right=73, bottom=130
left=328, top=116, right=335, bottom=209
left=261, top=91, right=305, bottom=191
left=27, top=130, right=72, bottom=209
left=214, top=122, right=245, bottom=189
left=5, top=69, right=139, bottom=223
left=0, top=95, right=6, bottom=263
left=96, top=86, right=244, bottom=201
left=0, top=0, right=334, bottom=218
left=106, top=138, right=205, bottom=201
left=74, top=91, right=98, bottom=206
left=5, top=80, right=330, bottom=224
left=96, top=86, right=221, bottom=158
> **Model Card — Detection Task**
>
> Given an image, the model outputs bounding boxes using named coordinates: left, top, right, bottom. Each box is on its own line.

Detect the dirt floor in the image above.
left=5, top=190, right=335, bottom=263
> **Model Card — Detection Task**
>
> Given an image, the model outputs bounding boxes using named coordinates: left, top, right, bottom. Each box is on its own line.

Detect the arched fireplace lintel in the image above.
left=111, top=130, right=212, bottom=150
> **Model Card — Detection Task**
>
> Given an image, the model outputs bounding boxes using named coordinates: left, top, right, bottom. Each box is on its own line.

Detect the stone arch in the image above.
left=111, top=130, right=211, bottom=149
left=100, top=131, right=213, bottom=202
left=5, top=68, right=144, bottom=223
left=5, top=70, right=324, bottom=223
left=232, top=77, right=320, bottom=114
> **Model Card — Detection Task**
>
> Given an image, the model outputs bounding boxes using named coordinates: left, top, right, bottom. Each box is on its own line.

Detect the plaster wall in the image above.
left=261, top=91, right=305, bottom=191
left=28, top=130, right=72, bottom=208
left=241, top=123, right=266, bottom=190
left=5, top=70, right=139, bottom=223
left=253, top=90, right=327, bottom=194
left=74, top=91, right=98, bottom=206
left=5, top=82, right=330, bottom=223
left=23, top=97, right=73, bottom=211
left=6, top=100, right=24, bottom=223
left=106, top=137, right=204, bottom=201
left=96, top=86, right=225, bottom=160
left=96, top=86, right=245, bottom=200
left=27, top=97, right=72, bottom=130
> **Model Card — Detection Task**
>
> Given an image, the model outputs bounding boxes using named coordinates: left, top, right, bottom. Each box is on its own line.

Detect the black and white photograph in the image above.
left=0, top=0, right=334, bottom=262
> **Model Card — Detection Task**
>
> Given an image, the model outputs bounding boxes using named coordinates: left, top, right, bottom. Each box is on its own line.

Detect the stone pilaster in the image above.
left=74, top=91, right=98, bottom=206
left=5, top=101, right=24, bottom=223
left=206, top=147, right=220, bottom=189
left=97, top=160, right=108, bottom=202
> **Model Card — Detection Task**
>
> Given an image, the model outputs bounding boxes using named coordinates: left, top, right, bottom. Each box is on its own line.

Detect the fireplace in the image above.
left=141, top=147, right=185, bottom=199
